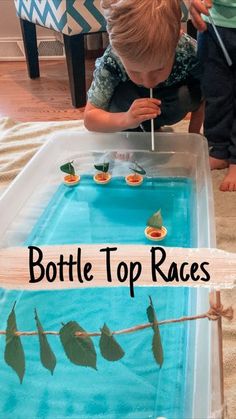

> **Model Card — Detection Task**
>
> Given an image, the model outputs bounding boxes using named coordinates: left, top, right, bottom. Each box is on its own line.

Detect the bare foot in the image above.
left=209, top=156, right=229, bottom=170
left=220, top=164, right=236, bottom=192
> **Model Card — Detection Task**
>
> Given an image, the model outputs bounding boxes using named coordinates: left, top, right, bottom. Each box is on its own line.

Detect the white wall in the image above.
left=0, top=0, right=54, bottom=39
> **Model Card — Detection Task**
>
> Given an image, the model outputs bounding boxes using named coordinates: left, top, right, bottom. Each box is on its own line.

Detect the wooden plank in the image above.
left=0, top=245, right=235, bottom=292
left=0, top=59, right=94, bottom=121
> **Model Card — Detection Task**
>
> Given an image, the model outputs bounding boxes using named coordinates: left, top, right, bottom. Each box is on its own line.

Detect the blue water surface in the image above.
left=0, top=287, right=190, bottom=419
left=26, top=176, right=195, bottom=247
left=0, top=176, right=196, bottom=419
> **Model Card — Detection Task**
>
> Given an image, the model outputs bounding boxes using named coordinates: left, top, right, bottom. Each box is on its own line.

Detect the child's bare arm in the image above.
left=84, top=99, right=161, bottom=133
left=189, top=0, right=212, bottom=31
left=189, top=101, right=205, bottom=134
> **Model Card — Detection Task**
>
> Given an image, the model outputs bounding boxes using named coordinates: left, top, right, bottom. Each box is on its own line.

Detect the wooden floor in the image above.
left=0, top=59, right=191, bottom=124
left=0, top=59, right=95, bottom=122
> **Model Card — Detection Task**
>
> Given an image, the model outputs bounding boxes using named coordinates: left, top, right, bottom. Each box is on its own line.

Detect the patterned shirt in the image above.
left=203, top=0, right=236, bottom=28
left=87, top=33, right=201, bottom=110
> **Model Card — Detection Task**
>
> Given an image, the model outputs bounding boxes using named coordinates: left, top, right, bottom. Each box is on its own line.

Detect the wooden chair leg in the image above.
left=63, top=33, right=86, bottom=108
left=20, top=18, right=40, bottom=79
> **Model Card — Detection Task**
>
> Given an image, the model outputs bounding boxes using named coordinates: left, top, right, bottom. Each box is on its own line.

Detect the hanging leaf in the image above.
left=99, top=324, right=125, bottom=361
left=4, top=302, right=25, bottom=383
left=152, top=332, right=164, bottom=367
left=94, top=162, right=109, bottom=173
left=146, top=297, right=164, bottom=367
left=60, top=321, right=97, bottom=370
left=60, top=161, right=75, bottom=176
left=147, top=209, right=163, bottom=229
left=130, top=162, right=146, bottom=176
left=35, top=309, right=56, bottom=375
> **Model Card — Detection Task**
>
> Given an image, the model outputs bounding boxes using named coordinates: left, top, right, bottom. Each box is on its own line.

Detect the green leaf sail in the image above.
left=35, top=310, right=56, bottom=375
left=94, top=162, right=109, bottom=173
left=146, top=297, right=164, bottom=367
left=4, top=303, right=25, bottom=383
left=60, top=321, right=97, bottom=370
left=147, top=209, right=163, bottom=229
left=99, top=324, right=125, bottom=361
left=130, top=162, right=146, bottom=176
left=60, top=161, right=75, bottom=176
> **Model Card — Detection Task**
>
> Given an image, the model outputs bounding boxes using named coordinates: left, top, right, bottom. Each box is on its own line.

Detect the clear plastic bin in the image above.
left=0, top=132, right=221, bottom=418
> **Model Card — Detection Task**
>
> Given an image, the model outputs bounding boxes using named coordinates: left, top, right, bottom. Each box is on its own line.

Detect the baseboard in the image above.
left=0, top=36, right=65, bottom=61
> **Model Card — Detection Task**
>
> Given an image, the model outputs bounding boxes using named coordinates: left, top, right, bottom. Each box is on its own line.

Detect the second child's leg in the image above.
left=220, top=64, right=236, bottom=191
left=198, top=25, right=234, bottom=174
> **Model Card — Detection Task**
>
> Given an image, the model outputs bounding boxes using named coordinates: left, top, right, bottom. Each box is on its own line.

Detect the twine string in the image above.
left=0, top=300, right=233, bottom=338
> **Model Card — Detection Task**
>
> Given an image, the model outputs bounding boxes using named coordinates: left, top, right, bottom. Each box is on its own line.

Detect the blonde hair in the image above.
left=101, top=0, right=181, bottom=66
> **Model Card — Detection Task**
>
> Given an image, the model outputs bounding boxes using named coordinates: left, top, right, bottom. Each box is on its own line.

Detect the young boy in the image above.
left=190, top=0, right=236, bottom=192
left=84, top=0, right=203, bottom=134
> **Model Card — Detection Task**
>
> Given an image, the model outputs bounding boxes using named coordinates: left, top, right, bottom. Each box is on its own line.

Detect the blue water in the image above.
left=0, top=287, right=190, bottom=419
left=26, top=176, right=195, bottom=247
left=0, top=177, right=196, bottom=419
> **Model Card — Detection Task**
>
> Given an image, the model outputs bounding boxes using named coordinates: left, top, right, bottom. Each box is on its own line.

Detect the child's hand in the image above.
left=190, top=0, right=212, bottom=32
left=125, top=98, right=161, bottom=129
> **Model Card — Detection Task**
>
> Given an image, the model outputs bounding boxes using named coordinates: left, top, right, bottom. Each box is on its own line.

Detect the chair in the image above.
left=13, top=0, right=107, bottom=108
left=14, top=1, right=193, bottom=109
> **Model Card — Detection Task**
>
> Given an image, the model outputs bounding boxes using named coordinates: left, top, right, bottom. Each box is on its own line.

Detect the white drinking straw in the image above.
left=207, top=11, right=232, bottom=67
left=150, top=88, right=155, bottom=151
left=200, top=1, right=232, bottom=67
